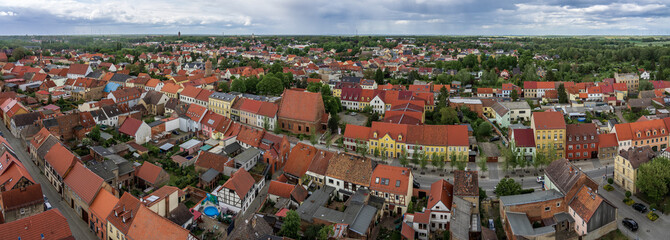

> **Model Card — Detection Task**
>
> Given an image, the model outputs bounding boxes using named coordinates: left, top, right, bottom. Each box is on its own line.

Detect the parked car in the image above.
left=488, top=219, right=495, bottom=231
left=413, top=181, right=420, bottom=189
left=43, top=195, right=52, bottom=210
left=622, top=218, right=638, bottom=231
left=349, top=112, right=357, bottom=116
left=632, top=203, right=648, bottom=213
left=172, top=130, right=180, bottom=135
left=536, top=176, right=544, bottom=183
left=489, top=136, right=500, bottom=142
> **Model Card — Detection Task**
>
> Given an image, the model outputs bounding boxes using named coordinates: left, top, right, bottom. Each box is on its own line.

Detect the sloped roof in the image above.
left=370, top=164, right=411, bottom=196
left=512, top=128, right=536, bottom=148
left=89, top=189, right=119, bottom=222
left=44, top=143, right=76, bottom=177
left=325, top=153, right=374, bottom=187
left=532, top=111, right=566, bottom=130
left=268, top=180, right=294, bottom=199
left=0, top=183, right=43, bottom=211
left=135, top=162, right=166, bottom=185
left=568, top=185, right=603, bottom=222
left=598, top=133, right=618, bottom=148
left=119, top=117, right=144, bottom=136
left=306, top=150, right=335, bottom=176
left=64, top=162, right=104, bottom=204
left=278, top=89, right=325, bottom=122
left=107, top=192, right=142, bottom=235
left=343, top=124, right=371, bottom=141
left=127, top=205, right=191, bottom=239
left=284, top=142, right=318, bottom=178
left=0, top=209, right=73, bottom=240
left=222, top=168, right=255, bottom=198
left=427, top=179, right=453, bottom=210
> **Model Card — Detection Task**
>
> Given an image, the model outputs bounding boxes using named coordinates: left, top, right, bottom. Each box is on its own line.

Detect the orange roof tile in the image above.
left=268, top=180, right=295, bottom=199
left=284, top=143, right=318, bottom=178
left=370, top=164, right=411, bottom=196
left=89, top=189, right=119, bottom=223
left=0, top=209, right=73, bottom=239
left=64, top=162, right=104, bottom=204
left=278, top=89, right=325, bottom=122
left=127, top=205, right=191, bottom=239
left=222, top=168, right=255, bottom=198
left=135, top=162, right=166, bottom=185
left=532, top=111, right=566, bottom=130
left=44, top=143, right=76, bottom=177
left=427, top=179, right=453, bottom=210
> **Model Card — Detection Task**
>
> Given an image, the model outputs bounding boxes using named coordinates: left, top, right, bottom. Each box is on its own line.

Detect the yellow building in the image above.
left=531, top=111, right=566, bottom=159
left=208, top=92, right=237, bottom=118
left=366, top=122, right=469, bottom=161
left=614, top=146, right=654, bottom=193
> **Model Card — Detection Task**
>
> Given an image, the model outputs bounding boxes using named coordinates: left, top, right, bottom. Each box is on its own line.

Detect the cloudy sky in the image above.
left=1, top=0, right=669, bottom=35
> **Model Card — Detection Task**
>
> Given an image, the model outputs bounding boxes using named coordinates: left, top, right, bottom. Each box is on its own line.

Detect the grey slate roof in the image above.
left=297, top=186, right=335, bottom=222
left=167, top=203, right=194, bottom=227
left=200, top=168, right=220, bottom=183
left=12, top=112, right=42, bottom=128
left=36, top=136, right=59, bottom=159
left=109, top=73, right=132, bottom=83
left=210, top=92, right=236, bottom=101
left=233, top=148, right=261, bottom=165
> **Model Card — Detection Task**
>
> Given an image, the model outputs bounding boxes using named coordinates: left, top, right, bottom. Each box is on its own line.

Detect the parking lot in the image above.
left=338, top=111, right=368, bottom=126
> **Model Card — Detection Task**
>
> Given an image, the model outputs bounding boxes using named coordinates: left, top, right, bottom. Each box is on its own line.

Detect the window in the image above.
left=557, top=202, right=561, bottom=207
left=545, top=207, right=551, bottom=211
left=583, top=144, right=587, bottom=149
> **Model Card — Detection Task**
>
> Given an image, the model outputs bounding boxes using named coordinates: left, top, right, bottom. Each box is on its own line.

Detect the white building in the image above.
left=214, top=168, right=264, bottom=214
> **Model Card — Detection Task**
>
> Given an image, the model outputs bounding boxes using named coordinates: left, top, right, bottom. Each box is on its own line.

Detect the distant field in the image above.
left=630, top=40, right=670, bottom=46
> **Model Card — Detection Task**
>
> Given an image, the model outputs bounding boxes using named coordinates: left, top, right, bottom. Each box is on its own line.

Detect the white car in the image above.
left=536, top=176, right=544, bottom=183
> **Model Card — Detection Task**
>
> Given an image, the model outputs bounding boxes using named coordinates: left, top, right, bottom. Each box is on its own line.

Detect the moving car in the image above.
left=622, top=218, right=638, bottom=231
left=632, top=203, right=647, bottom=213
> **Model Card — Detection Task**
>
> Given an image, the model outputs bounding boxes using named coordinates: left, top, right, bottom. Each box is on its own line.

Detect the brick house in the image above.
left=277, top=89, right=328, bottom=135
left=566, top=123, right=599, bottom=160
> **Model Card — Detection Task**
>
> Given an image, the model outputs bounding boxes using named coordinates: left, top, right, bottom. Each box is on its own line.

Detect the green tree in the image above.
left=419, top=153, right=429, bottom=169
left=399, top=151, right=409, bottom=166
left=88, top=125, right=101, bottom=142
left=510, top=89, right=519, bottom=101
left=477, top=154, right=488, bottom=174
left=476, top=122, right=492, bottom=140
left=439, top=107, right=459, bottom=125
left=557, top=83, right=568, bottom=103
left=256, top=75, right=284, bottom=95
left=231, top=78, right=246, bottom=93
left=494, top=178, right=522, bottom=196
left=218, top=82, right=230, bottom=92
left=269, top=61, right=283, bottom=74
left=318, top=225, right=334, bottom=240
left=374, top=68, right=384, bottom=84
left=279, top=210, right=301, bottom=238
left=636, top=157, right=670, bottom=202
left=244, top=77, right=259, bottom=93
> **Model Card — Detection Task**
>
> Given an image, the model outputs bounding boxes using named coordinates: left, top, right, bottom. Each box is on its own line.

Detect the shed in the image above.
left=179, top=139, right=203, bottom=155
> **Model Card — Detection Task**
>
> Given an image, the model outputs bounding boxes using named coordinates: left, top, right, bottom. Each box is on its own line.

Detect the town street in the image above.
left=0, top=124, right=97, bottom=240
left=598, top=184, right=669, bottom=240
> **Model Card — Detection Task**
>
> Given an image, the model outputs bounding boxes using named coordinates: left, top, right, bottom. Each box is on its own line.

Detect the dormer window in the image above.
left=374, top=132, right=378, bottom=138
left=399, top=134, right=403, bottom=141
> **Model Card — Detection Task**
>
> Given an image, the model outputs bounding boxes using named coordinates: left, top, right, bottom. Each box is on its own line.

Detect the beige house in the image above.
left=614, top=146, right=655, bottom=193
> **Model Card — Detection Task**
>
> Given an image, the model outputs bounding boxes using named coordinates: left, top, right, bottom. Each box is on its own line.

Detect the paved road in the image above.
left=598, top=184, right=668, bottom=240
left=0, top=124, right=97, bottom=240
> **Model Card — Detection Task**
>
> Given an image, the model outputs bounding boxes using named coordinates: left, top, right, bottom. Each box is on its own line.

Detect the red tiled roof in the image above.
left=119, top=117, right=143, bottom=136
left=0, top=183, right=43, bottom=211
left=107, top=192, right=142, bottom=235
left=135, top=162, right=165, bottom=185
left=195, top=151, right=228, bottom=173
left=222, top=168, right=255, bottom=198
left=127, top=205, right=191, bottom=239
left=179, top=85, right=201, bottom=98
left=0, top=159, right=34, bottom=190
left=0, top=209, right=73, bottom=239
left=278, top=89, right=325, bottom=122
left=512, top=128, right=536, bottom=148
left=569, top=186, right=603, bottom=222
left=427, top=179, right=453, bottom=211
left=44, top=143, right=76, bottom=177
left=284, top=142, right=318, bottom=178
left=401, top=222, right=415, bottom=240
left=532, top=111, right=566, bottom=130
left=370, top=164, right=411, bottom=196
left=89, top=189, right=119, bottom=223
left=64, top=162, right=104, bottom=204
left=413, top=210, right=431, bottom=224
left=268, top=180, right=295, bottom=199
left=185, top=104, right=207, bottom=122
left=68, top=63, right=89, bottom=75
left=343, top=124, right=371, bottom=141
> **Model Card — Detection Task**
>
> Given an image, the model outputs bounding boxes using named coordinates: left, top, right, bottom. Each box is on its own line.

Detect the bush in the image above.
left=625, top=191, right=632, bottom=198
left=607, top=178, right=614, bottom=184
left=603, top=184, right=614, bottom=191
left=519, top=188, right=535, bottom=194
left=623, top=198, right=635, bottom=206
left=647, top=212, right=659, bottom=221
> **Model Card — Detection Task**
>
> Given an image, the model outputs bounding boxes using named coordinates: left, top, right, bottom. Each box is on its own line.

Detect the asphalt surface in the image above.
left=0, top=124, right=97, bottom=240
left=599, top=184, right=668, bottom=240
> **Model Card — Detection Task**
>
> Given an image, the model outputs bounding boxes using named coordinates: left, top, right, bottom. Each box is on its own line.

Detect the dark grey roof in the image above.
left=450, top=196, right=477, bottom=240
left=350, top=205, right=377, bottom=235
left=12, top=112, right=42, bottom=127
left=209, top=92, right=236, bottom=101
left=90, top=146, right=113, bottom=156
left=86, top=70, right=104, bottom=79
left=117, top=161, right=135, bottom=176
left=109, top=73, right=133, bottom=83
left=102, top=105, right=122, bottom=118
left=165, top=98, right=179, bottom=110
left=41, top=118, right=58, bottom=129
left=36, top=136, right=59, bottom=159
left=228, top=214, right=274, bottom=240
left=296, top=186, right=335, bottom=222
left=147, top=121, right=163, bottom=127
left=87, top=160, right=119, bottom=181
left=200, top=168, right=220, bottom=182
left=167, top=203, right=194, bottom=227
left=90, top=109, right=108, bottom=121
left=223, top=142, right=242, bottom=155
left=544, top=158, right=586, bottom=195
left=500, top=189, right=564, bottom=206
left=142, top=90, right=165, bottom=105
